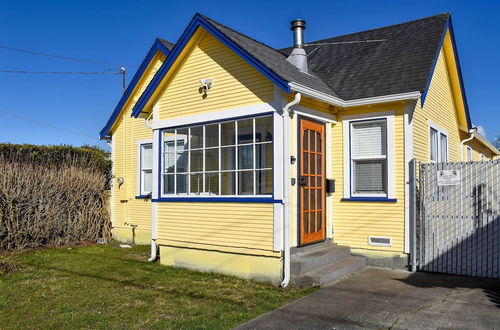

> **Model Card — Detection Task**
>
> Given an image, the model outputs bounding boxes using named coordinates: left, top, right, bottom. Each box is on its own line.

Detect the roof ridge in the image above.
left=302, top=12, right=450, bottom=45
left=200, top=14, right=285, bottom=56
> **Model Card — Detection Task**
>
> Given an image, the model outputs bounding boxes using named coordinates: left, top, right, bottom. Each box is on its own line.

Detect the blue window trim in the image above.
left=99, top=39, right=172, bottom=139
left=130, top=13, right=291, bottom=118
left=341, top=197, right=397, bottom=203
left=135, top=195, right=151, bottom=199
left=420, top=17, right=472, bottom=130
left=152, top=197, right=281, bottom=203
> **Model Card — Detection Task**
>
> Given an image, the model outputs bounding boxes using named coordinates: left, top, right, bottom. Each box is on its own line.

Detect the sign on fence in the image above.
left=437, top=169, right=461, bottom=186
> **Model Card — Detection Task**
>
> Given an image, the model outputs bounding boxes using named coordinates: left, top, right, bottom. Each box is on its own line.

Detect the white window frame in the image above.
left=428, top=121, right=449, bottom=163
left=466, top=145, right=472, bottom=162
left=137, top=139, right=153, bottom=197
left=343, top=111, right=395, bottom=199
left=159, top=114, right=273, bottom=198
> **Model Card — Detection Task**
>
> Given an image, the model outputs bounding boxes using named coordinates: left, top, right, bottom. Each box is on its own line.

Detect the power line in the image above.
left=0, top=44, right=124, bottom=67
left=0, top=109, right=100, bottom=140
left=0, top=70, right=122, bottom=75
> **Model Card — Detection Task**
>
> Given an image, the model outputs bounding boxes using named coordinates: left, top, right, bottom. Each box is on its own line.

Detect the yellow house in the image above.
left=100, top=13, right=499, bottom=286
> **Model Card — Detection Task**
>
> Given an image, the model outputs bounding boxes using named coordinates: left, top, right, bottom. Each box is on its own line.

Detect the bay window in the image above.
left=161, top=115, right=273, bottom=197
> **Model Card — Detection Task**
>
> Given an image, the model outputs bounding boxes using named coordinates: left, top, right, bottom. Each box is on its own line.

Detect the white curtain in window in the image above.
left=352, top=122, right=386, bottom=158
left=440, top=133, right=448, bottom=162
left=430, top=128, right=438, bottom=162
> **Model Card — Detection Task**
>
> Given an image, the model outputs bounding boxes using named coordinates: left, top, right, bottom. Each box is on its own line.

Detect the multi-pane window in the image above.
left=161, top=115, right=273, bottom=196
left=430, top=127, right=448, bottom=163
left=350, top=119, right=387, bottom=195
left=140, top=143, right=153, bottom=195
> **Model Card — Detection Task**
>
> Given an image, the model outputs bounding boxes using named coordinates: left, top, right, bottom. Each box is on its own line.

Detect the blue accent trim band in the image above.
left=135, top=195, right=151, bottom=199
left=130, top=13, right=291, bottom=118
left=99, top=39, right=172, bottom=139
left=341, top=197, right=397, bottom=202
left=420, top=17, right=472, bottom=130
left=152, top=197, right=281, bottom=203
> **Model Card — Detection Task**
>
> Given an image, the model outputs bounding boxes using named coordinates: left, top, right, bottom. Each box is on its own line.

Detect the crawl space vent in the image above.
left=368, top=236, right=392, bottom=247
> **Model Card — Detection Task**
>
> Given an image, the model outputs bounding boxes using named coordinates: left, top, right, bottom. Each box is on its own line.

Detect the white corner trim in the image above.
left=110, top=137, right=115, bottom=226
left=152, top=103, right=277, bottom=129
left=292, top=104, right=337, bottom=123
left=404, top=103, right=414, bottom=253
left=289, top=82, right=421, bottom=108
left=152, top=130, right=160, bottom=200
left=342, top=111, right=396, bottom=199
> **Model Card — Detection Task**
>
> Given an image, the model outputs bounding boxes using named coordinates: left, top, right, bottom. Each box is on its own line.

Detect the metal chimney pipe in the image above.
left=287, top=19, right=308, bottom=73
left=291, top=19, right=306, bottom=48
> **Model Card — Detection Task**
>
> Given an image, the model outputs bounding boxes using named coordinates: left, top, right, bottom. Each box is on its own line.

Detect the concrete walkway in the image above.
left=237, top=268, right=500, bottom=329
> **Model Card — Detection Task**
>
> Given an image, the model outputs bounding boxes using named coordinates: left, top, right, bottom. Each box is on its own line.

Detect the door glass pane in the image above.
left=163, top=174, right=174, bottom=194
left=310, top=211, right=316, bottom=232
left=205, top=124, right=219, bottom=148
left=221, top=122, right=235, bottom=145
left=316, top=132, right=321, bottom=152
left=190, top=126, right=203, bottom=149
left=316, top=154, right=322, bottom=174
left=221, top=172, right=236, bottom=195
left=317, top=211, right=322, bottom=230
left=190, top=173, right=203, bottom=194
left=303, top=152, right=308, bottom=174
left=311, top=188, right=316, bottom=210
left=317, top=189, right=322, bottom=209
left=205, top=173, right=219, bottom=195
left=303, top=130, right=308, bottom=150
left=310, top=152, right=315, bottom=174
left=310, top=130, right=315, bottom=152
left=255, top=116, right=272, bottom=142
left=205, top=148, right=219, bottom=171
left=176, top=174, right=187, bottom=194
left=238, top=171, right=254, bottom=195
left=237, top=119, right=253, bottom=144
left=221, top=147, right=235, bottom=170
left=238, top=145, right=253, bottom=169
left=303, top=189, right=309, bottom=211
left=256, top=143, right=272, bottom=169
left=304, top=212, right=309, bottom=233
left=190, top=150, right=203, bottom=172
left=256, top=170, right=272, bottom=195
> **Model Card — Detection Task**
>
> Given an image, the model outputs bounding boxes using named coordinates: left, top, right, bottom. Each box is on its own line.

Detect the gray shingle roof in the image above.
left=159, top=38, right=175, bottom=51
left=203, top=15, right=341, bottom=98
left=203, top=13, right=450, bottom=101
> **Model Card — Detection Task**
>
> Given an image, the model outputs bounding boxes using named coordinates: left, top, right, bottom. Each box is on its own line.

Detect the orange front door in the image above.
left=298, top=118, right=326, bottom=246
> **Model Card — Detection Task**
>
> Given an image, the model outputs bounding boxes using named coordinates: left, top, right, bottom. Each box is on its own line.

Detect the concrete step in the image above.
left=292, top=256, right=366, bottom=287
left=291, top=244, right=351, bottom=275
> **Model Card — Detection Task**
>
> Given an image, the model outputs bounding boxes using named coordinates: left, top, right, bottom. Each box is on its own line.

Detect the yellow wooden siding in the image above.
left=331, top=104, right=406, bottom=252
left=156, top=203, right=277, bottom=256
left=413, top=45, right=462, bottom=163
left=156, top=31, right=273, bottom=120
left=110, top=53, right=166, bottom=242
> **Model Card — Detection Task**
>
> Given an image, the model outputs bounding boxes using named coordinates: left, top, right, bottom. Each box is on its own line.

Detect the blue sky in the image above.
left=1, top=0, right=499, bottom=150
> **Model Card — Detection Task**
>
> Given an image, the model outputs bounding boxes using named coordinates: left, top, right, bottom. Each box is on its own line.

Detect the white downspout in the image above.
left=280, top=92, right=301, bottom=288
left=460, top=127, right=477, bottom=161
left=145, top=110, right=157, bottom=262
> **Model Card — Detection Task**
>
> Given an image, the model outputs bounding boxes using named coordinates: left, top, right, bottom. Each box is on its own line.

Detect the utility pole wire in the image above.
left=0, top=44, right=125, bottom=67
left=0, top=109, right=100, bottom=140
left=0, top=70, right=122, bottom=75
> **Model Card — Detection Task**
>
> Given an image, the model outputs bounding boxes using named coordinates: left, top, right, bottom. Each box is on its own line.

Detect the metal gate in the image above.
left=418, top=160, right=500, bottom=278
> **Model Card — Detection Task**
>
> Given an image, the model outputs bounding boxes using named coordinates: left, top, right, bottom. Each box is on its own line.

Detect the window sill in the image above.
left=135, top=195, right=152, bottom=199
left=152, top=197, right=281, bottom=203
left=341, top=197, right=397, bottom=202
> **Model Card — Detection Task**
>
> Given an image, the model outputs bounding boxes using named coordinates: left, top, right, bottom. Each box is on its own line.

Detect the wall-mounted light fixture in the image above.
left=199, top=78, right=213, bottom=92
left=290, top=156, right=296, bottom=164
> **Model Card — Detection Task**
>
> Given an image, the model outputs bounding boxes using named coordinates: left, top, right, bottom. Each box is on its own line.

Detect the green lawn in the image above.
left=0, top=242, right=316, bottom=329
